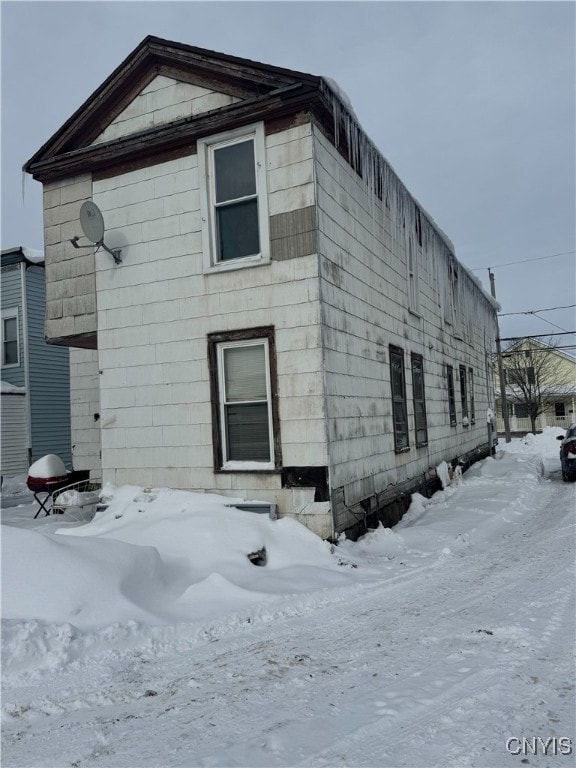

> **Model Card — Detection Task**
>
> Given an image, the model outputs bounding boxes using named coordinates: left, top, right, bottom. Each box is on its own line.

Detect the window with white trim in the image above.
left=199, top=123, right=270, bottom=271
left=208, top=328, right=280, bottom=470
left=1, top=309, right=19, bottom=367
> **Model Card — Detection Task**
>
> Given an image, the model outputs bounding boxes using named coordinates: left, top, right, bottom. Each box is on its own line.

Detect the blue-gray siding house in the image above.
left=1, top=247, right=72, bottom=476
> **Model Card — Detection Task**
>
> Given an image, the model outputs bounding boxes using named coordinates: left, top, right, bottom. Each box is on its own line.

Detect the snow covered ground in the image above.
left=1, top=430, right=574, bottom=767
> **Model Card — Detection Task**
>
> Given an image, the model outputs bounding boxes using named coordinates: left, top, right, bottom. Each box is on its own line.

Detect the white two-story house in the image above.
left=24, top=36, right=498, bottom=538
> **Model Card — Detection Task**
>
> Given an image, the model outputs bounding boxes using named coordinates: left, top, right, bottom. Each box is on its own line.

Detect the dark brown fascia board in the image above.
left=45, top=331, right=97, bottom=350
left=23, top=35, right=322, bottom=171
left=25, top=83, right=325, bottom=183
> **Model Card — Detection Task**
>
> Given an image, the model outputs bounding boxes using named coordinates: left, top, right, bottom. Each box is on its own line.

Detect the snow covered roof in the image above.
left=1, top=246, right=44, bottom=267
left=1, top=381, right=27, bottom=394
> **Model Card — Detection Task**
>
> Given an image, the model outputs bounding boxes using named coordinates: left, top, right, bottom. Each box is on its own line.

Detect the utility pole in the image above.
left=489, top=269, right=511, bottom=443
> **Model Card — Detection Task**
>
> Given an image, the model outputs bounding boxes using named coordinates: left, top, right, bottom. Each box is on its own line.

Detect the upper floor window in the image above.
left=390, top=346, right=409, bottom=452
left=1, top=309, right=19, bottom=367
left=407, top=237, right=420, bottom=314
left=199, top=123, right=270, bottom=271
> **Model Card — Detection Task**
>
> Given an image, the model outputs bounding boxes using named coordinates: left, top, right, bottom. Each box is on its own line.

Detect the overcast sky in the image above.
left=1, top=1, right=575, bottom=348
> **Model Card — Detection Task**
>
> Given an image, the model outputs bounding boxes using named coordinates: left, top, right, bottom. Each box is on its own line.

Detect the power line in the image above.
left=471, top=249, right=575, bottom=271
left=498, top=331, right=576, bottom=341
left=531, top=313, right=569, bottom=334
left=499, top=303, right=576, bottom=316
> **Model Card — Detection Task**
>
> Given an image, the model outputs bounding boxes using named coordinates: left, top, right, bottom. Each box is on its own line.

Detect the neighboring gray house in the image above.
left=24, top=37, right=498, bottom=538
left=1, top=247, right=72, bottom=477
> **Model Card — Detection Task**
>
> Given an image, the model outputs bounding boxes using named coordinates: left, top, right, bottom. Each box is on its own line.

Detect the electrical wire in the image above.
left=499, top=303, right=576, bottom=316
left=470, top=249, right=575, bottom=271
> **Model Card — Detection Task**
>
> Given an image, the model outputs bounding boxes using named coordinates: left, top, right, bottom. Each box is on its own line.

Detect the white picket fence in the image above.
left=496, top=414, right=572, bottom=434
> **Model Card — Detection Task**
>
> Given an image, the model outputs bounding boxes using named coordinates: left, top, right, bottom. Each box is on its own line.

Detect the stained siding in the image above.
left=43, top=174, right=97, bottom=342
left=92, top=76, right=241, bottom=145
left=26, top=266, right=72, bottom=466
left=313, top=126, right=497, bottom=528
left=70, top=348, right=101, bottom=478
left=91, top=122, right=330, bottom=535
left=1, top=265, right=25, bottom=387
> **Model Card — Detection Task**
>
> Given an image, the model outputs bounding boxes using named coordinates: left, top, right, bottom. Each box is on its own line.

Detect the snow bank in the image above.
left=1, top=381, right=26, bottom=394
left=1, top=431, right=566, bottom=684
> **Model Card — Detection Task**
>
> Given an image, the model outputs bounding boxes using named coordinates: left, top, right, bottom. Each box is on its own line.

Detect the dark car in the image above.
left=557, top=424, right=576, bottom=481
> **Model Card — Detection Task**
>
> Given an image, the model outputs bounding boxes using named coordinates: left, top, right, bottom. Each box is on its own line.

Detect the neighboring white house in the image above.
left=494, top=338, right=576, bottom=434
left=24, top=36, right=498, bottom=538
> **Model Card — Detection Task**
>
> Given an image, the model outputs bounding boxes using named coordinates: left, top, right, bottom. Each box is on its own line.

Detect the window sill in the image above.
left=394, top=446, right=410, bottom=454
left=205, top=255, right=270, bottom=275
left=407, top=308, right=422, bottom=319
left=218, top=461, right=278, bottom=472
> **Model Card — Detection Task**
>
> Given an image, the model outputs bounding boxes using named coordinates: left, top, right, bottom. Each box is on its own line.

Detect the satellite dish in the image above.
left=70, top=201, right=122, bottom=264
left=79, top=201, right=105, bottom=244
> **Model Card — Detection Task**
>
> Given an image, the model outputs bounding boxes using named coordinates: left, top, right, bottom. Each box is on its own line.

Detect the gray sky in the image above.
left=2, top=1, right=575, bottom=347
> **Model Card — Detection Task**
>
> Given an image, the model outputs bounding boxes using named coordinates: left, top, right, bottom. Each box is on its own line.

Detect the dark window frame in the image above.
left=468, top=367, right=476, bottom=425
left=459, top=365, right=469, bottom=423
left=207, top=327, right=282, bottom=472
left=411, top=353, right=428, bottom=447
left=447, top=365, right=457, bottom=426
left=390, top=345, right=409, bottom=452
left=1, top=312, right=19, bottom=367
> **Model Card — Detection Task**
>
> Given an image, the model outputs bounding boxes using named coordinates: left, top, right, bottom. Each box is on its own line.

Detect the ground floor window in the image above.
left=208, top=327, right=280, bottom=470
left=411, top=353, right=428, bottom=446
left=512, top=403, right=529, bottom=419
left=390, top=346, right=409, bottom=451
left=555, top=402, right=566, bottom=418
left=468, top=367, right=476, bottom=424
left=459, top=365, right=468, bottom=423
left=446, top=365, right=457, bottom=426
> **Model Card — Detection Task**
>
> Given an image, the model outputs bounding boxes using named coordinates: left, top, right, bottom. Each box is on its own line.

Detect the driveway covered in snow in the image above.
left=2, top=431, right=574, bottom=767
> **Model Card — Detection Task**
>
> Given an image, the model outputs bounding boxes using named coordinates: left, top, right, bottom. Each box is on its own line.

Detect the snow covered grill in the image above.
left=27, top=454, right=70, bottom=518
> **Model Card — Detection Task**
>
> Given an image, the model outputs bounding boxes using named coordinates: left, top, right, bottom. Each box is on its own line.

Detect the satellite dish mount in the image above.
left=70, top=201, right=122, bottom=264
